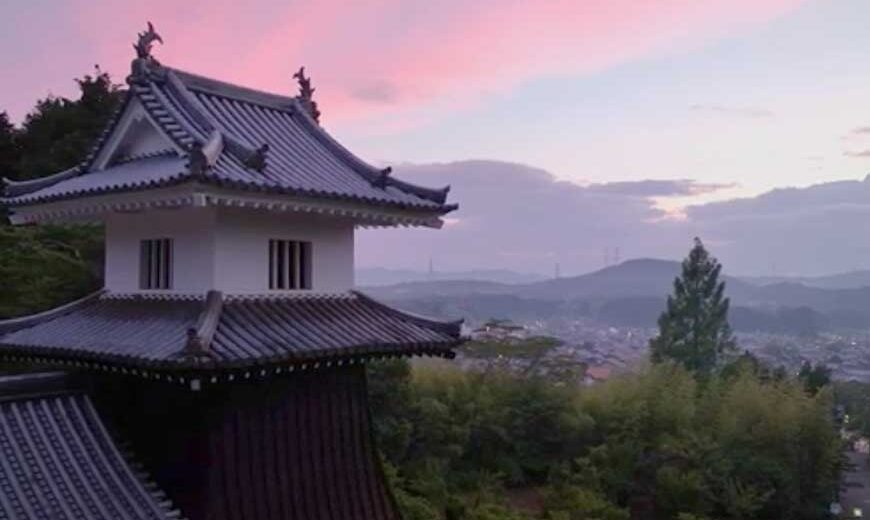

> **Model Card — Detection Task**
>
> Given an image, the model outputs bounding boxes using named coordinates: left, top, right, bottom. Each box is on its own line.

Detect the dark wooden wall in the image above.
left=90, top=366, right=400, bottom=520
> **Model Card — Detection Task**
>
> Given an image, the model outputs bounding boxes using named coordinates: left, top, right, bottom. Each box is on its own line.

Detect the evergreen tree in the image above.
left=650, top=238, right=736, bottom=375
left=0, top=67, right=120, bottom=317
left=0, top=112, right=20, bottom=180
left=14, top=67, right=122, bottom=180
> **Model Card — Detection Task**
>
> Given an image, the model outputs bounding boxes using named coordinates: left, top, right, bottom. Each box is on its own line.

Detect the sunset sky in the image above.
left=5, top=1, right=870, bottom=201
left=4, top=1, right=870, bottom=275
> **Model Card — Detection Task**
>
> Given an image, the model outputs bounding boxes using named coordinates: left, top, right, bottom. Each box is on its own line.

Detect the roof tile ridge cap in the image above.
left=350, top=290, right=463, bottom=337
left=290, top=98, right=384, bottom=180
left=0, top=372, right=80, bottom=401
left=381, top=175, right=453, bottom=206
left=102, top=292, right=205, bottom=301
left=290, top=99, right=452, bottom=206
left=0, top=290, right=105, bottom=335
left=223, top=291, right=348, bottom=302
left=164, top=69, right=217, bottom=135
left=144, top=76, right=206, bottom=145
left=80, top=92, right=135, bottom=172
left=170, top=66, right=297, bottom=108
left=165, top=69, right=266, bottom=170
left=2, top=165, right=82, bottom=198
left=184, top=290, right=223, bottom=358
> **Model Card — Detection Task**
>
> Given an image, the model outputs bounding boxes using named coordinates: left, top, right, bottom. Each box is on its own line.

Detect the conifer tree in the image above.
left=650, top=238, right=735, bottom=375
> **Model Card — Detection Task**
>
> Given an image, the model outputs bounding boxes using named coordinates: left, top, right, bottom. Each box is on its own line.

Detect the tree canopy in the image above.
left=369, top=360, right=841, bottom=520
left=0, top=67, right=121, bottom=318
left=650, top=238, right=736, bottom=376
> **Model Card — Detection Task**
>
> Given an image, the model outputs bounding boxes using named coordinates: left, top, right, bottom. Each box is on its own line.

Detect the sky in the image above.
left=4, top=0, right=870, bottom=276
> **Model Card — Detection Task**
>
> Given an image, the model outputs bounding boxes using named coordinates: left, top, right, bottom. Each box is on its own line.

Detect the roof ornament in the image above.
left=373, top=167, right=392, bottom=189
left=244, top=144, right=270, bottom=172
left=188, top=131, right=225, bottom=176
left=293, top=66, right=321, bottom=124
left=129, top=22, right=163, bottom=82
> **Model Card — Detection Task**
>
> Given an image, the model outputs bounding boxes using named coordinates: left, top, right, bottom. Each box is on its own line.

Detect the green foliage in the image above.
left=13, top=67, right=122, bottom=181
left=834, top=380, right=870, bottom=436
left=650, top=238, right=736, bottom=376
left=370, top=361, right=841, bottom=520
left=798, top=361, right=832, bottom=396
left=0, top=224, right=103, bottom=318
left=0, top=67, right=121, bottom=319
left=0, top=112, right=19, bottom=180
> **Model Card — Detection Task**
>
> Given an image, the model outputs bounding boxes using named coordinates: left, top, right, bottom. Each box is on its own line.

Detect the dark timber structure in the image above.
left=0, top=23, right=461, bottom=520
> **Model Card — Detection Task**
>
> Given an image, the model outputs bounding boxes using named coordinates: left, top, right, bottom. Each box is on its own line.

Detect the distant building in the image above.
left=0, top=23, right=461, bottom=520
left=472, top=319, right=529, bottom=342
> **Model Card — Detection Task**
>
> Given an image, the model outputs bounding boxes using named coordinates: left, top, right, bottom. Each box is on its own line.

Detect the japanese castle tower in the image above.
left=0, top=24, right=460, bottom=520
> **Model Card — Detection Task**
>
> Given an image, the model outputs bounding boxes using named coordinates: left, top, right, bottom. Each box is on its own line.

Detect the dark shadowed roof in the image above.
left=2, top=63, right=455, bottom=216
left=0, top=292, right=461, bottom=374
left=0, top=372, right=182, bottom=519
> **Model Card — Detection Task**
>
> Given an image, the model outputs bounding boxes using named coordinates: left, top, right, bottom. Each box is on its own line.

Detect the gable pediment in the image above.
left=91, top=97, right=180, bottom=170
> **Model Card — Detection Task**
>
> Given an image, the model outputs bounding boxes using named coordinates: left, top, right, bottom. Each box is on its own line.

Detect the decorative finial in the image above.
left=293, top=66, right=321, bottom=123
left=244, top=144, right=270, bottom=172
left=129, top=22, right=164, bottom=82
left=133, top=22, right=163, bottom=60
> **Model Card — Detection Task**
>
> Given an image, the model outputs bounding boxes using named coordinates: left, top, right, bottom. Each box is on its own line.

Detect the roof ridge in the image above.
left=2, top=165, right=81, bottom=198
left=0, top=290, right=105, bottom=335
left=168, top=67, right=297, bottom=112
left=164, top=69, right=271, bottom=171
left=289, top=100, right=453, bottom=205
left=0, top=372, right=80, bottom=401
left=350, top=290, right=463, bottom=337
left=183, top=290, right=223, bottom=360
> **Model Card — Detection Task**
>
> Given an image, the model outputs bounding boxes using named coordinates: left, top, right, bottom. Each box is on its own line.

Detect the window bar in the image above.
left=268, top=240, right=275, bottom=290
left=162, top=239, right=172, bottom=289
left=300, top=242, right=311, bottom=289
left=290, top=240, right=299, bottom=290
left=151, top=239, right=160, bottom=289
left=276, top=240, right=286, bottom=289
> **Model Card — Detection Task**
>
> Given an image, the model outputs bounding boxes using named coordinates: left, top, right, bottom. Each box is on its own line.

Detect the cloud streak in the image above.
left=689, top=104, right=776, bottom=119
left=588, top=179, right=737, bottom=197
left=0, top=0, right=806, bottom=127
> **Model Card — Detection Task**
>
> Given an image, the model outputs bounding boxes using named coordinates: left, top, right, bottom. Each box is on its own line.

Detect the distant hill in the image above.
left=366, top=258, right=756, bottom=302
left=355, top=267, right=546, bottom=286
left=742, top=270, right=870, bottom=290
left=364, top=258, right=870, bottom=333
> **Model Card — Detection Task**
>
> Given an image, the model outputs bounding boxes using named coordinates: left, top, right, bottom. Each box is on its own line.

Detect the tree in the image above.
left=798, top=362, right=831, bottom=396
left=0, top=112, right=20, bottom=179
left=14, top=67, right=122, bottom=180
left=0, top=67, right=121, bottom=317
left=650, top=238, right=736, bottom=376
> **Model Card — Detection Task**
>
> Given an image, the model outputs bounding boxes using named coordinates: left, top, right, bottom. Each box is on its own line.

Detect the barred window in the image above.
left=139, top=238, right=173, bottom=290
left=268, top=239, right=312, bottom=290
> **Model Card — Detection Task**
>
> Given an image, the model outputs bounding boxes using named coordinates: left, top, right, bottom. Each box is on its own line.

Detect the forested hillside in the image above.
left=0, top=68, right=120, bottom=317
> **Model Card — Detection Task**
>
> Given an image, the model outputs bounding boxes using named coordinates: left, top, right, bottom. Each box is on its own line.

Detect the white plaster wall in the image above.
left=104, top=207, right=217, bottom=293
left=212, top=207, right=355, bottom=294
left=104, top=206, right=355, bottom=294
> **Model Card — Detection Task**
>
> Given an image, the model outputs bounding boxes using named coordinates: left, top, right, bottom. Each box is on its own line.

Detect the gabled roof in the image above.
left=0, top=291, right=461, bottom=377
left=2, top=55, right=456, bottom=217
left=0, top=372, right=183, bottom=519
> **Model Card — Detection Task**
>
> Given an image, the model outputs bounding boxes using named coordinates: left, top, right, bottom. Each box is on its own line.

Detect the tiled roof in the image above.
left=0, top=291, right=461, bottom=372
left=2, top=63, right=455, bottom=215
left=0, top=372, right=182, bottom=520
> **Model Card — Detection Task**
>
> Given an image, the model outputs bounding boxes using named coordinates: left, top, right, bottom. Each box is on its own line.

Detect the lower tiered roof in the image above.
left=0, top=372, right=182, bottom=520
left=0, top=291, right=461, bottom=379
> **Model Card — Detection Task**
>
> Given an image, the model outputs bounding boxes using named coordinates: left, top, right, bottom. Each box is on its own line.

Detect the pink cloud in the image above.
left=4, top=0, right=805, bottom=129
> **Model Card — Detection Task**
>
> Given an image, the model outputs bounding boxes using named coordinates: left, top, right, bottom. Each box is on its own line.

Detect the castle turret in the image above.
left=0, top=23, right=461, bottom=520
